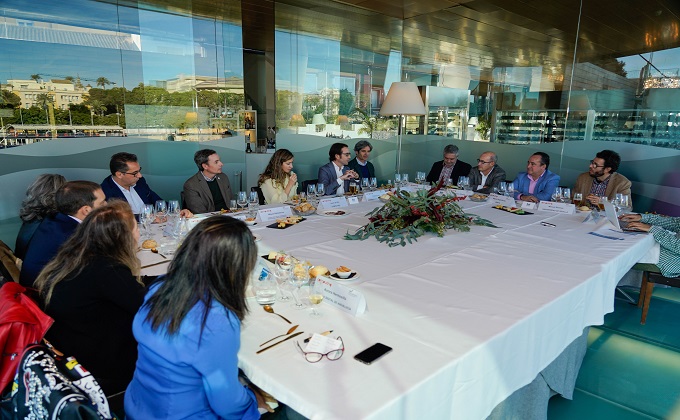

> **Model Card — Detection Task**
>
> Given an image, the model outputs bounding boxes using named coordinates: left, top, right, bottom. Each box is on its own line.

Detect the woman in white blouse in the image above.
left=258, top=149, right=298, bottom=204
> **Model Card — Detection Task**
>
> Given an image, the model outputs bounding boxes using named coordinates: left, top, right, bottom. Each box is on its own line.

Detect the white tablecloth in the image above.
left=229, top=198, right=655, bottom=419
left=135, top=195, right=655, bottom=419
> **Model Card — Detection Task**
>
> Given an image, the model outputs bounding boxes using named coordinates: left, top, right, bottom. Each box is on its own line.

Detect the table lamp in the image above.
left=289, top=114, right=306, bottom=134
left=379, top=82, right=426, bottom=173
left=312, top=113, right=326, bottom=132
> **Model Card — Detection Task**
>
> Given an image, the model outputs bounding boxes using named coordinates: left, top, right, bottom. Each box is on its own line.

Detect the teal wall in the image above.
left=1, top=136, right=679, bottom=247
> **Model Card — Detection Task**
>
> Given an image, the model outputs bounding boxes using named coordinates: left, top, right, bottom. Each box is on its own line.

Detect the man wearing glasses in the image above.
left=101, top=152, right=161, bottom=215
left=318, top=142, right=358, bottom=196
left=573, top=149, right=631, bottom=206
left=511, top=152, right=560, bottom=203
left=468, top=151, right=506, bottom=194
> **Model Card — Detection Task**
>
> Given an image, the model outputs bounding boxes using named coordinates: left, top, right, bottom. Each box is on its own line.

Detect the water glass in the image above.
left=229, top=199, right=238, bottom=212
left=307, top=183, right=316, bottom=198
left=401, top=173, right=409, bottom=184
left=361, top=178, right=369, bottom=191
left=561, top=187, right=571, bottom=203
left=497, top=182, right=507, bottom=196
left=248, top=191, right=259, bottom=213
left=551, top=187, right=563, bottom=202
left=254, top=269, right=278, bottom=305
left=316, top=183, right=325, bottom=197
left=308, top=277, right=324, bottom=317
left=290, top=260, right=310, bottom=310
left=140, top=204, right=155, bottom=238
left=155, top=200, right=167, bottom=216
left=394, top=173, right=402, bottom=185
left=370, top=177, right=377, bottom=190
left=416, top=172, right=426, bottom=184
left=506, top=183, right=515, bottom=197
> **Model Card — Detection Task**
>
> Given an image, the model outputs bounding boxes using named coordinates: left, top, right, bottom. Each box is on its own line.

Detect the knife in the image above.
left=141, top=260, right=171, bottom=269
left=256, top=331, right=304, bottom=354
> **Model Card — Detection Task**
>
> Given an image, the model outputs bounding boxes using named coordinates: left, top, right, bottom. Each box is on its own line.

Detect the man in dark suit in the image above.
left=347, top=140, right=375, bottom=181
left=20, top=181, right=106, bottom=287
left=182, top=149, right=233, bottom=213
left=426, top=144, right=472, bottom=186
left=100, top=152, right=161, bottom=215
left=318, top=143, right=359, bottom=195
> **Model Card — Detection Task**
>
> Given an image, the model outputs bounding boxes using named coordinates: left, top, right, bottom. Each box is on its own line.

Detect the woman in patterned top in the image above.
left=621, top=213, right=680, bottom=278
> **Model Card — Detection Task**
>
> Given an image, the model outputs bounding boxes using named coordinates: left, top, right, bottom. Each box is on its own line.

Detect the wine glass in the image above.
left=316, top=183, right=325, bottom=198
left=506, top=183, right=515, bottom=198
left=290, top=260, right=310, bottom=310
left=394, top=173, right=401, bottom=186
left=139, top=204, right=155, bottom=239
left=401, top=173, right=409, bottom=184
left=308, top=277, right=324, bottom=317
left=361, top=178, right=369, bottom=191
left=497, top=182, right=507, bottom=196
left=551, top=187, right=563, bottom=202
left=274, top=254, right=294, bottom=302
left=573, top=192, right=584, bottom=207
left=369, top=177, right=377, bottom=190
left=561, top=187, right=571, bottom=203
left=307, top=183, right=316, bottom=200
left=167, top=200, right=180, bottom=216
left=155, top=200, right=167, bottom=223
left=237, top=191, right=247, bottom=212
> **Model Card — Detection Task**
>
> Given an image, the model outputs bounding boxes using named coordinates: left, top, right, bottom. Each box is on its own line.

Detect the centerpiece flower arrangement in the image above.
left=345, top=179, right=496, bottom=247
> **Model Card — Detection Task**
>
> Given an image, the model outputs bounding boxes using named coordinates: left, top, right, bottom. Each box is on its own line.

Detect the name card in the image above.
left=347, top=196, right=360, bottom=205
left=257, top=206, right=293, bottom=222
left=538, top=201, right=575, bottom=214
left=316, top=276, right=366, bottom=316
left=521, top=201, right=538, bottom=210
left=488, top=193, right=516, bottom=207
left=318, top=197, right=348, bottom=209
left=362, top=189, right=387, bottom=201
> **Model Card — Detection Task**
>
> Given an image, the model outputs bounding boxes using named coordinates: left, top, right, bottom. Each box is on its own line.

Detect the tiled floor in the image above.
left=548, top=286, right=680, bottom=419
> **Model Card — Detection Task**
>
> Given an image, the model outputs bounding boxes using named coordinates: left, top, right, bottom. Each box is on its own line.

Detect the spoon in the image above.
left=259, top=325, right=299, bottom=346
left=150, top=248, right=167, bottom=259
left=263, top=305, right=292, bottom=324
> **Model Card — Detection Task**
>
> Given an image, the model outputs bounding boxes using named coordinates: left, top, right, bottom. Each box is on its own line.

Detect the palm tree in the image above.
left=30, top=74, right=41, bottom=83
left=88, top=99, right=107, bottom=117
left=96, top=77, right=111, bottom=89
left=36, top=93, right=53, bottom=124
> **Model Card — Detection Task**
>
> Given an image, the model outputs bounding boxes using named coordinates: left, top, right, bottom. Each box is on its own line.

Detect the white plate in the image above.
left=328, top=271, right=360, bottom=281
left=317, top=209, right=350, bottom=217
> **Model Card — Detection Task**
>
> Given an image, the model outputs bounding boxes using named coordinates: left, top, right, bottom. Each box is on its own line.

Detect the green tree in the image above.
left=87, top=99, right=107, bottom=117
left=96, top=77, right=112, bottom=89
left=1, top=90, right=21, bottom=108
left=337, top=88, right=354, bottom=116
left=30, top=74, right=41, bottom=83
left=36, top=93, right=53, bottom=123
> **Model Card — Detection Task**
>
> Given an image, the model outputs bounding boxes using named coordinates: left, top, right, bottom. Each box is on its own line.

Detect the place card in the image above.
left=488, top=193, right=517, bottom=207
left=347, top=196, right=360, bottom=205
left=538, top=201, right=575, bottom=214
left=521, top=201, right=538, bottom=210
left=305, top=334, right=343, bottom=354
left=362, top=189, right=387, bottom=201
left=315, top=276, right=366, bottom=316
left=318, top=197, right=348, bottom=209
left=257, top=206, right=293, bottom=222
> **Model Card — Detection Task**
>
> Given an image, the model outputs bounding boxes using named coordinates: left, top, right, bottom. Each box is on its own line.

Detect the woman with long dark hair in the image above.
left=258, top=148, right=298, bottom=203
left=35, top=200, right=145, bottom=395
left=125, top=216, right=269, bottom=419
left=15, top=173, right=67, bottom=260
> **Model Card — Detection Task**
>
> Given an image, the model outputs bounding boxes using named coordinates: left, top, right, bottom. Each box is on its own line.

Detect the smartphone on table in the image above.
left=354, top=343, right=392, bottom=365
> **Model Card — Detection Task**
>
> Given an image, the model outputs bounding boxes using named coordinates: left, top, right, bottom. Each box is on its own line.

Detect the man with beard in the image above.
left=573, top=149, right=632, bottom=206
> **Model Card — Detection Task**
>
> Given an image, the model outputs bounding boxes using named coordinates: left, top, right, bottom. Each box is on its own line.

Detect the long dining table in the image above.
left=139, top=191, right=655, bottom=419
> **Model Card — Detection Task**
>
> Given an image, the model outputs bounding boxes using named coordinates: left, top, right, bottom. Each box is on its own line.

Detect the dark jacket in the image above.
left=101, top=175, right=162, bottom=208
left=347, top=157, right=375, bottom=180
left=182, top=172, right=233, bottom=214
left=44, top=257, right=145, bottom=395
left=426, top=160, right=472, bottom=185
left=318, top=162, right=350, bottom=196
left=19, top=213, right=79, bottom=288
left=15, top=219, right=41, bottom=261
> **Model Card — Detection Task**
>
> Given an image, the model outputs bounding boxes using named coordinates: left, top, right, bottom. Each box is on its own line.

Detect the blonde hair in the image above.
left=35, top=200, right=142, bottom=305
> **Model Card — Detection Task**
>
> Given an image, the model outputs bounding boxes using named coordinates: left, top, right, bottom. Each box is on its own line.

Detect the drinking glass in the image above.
left=561, top=187, right=571, bottom=203
left=140, top=204, right=155, bottom=239
left=619, top=194, right=632, bottom=213
left=497, top=182, right=507, bottom=196
left=401, top=173, right=409, bottom=184
left=229, top=199, right=238, bottom=212
left=551, top=187, right=563, bottom=202
left=369, top=177, right=377, bottom=190
left=167, top=200, right=180, bottom=216
left=299, top=192, right=307, bottom=203
left=248, top=191, right=259, bottom=214
left=316, top=183, right=325, bottom=197
left=361, top=178, right=369, bottom=191
left=307, top=183, right=316, bottom=202
left=308, top=277, right=324, bottom=317
left=417, top=172, right=426, bottom=184
left=155, top=200, right=167, bottom=217
left=394, top=173, right=401, bottom=186
left=237, top=191, right=247, bottom=211
left=573, top=192, right=583, bottom=207
left=274, top=254, right=294, bottom=302
left=597, top=195, right=608, bottom=211
left=290, top=260, right=310, bottom=310
left=506, top=183, right=515, bottom=197
left=445, top=178, right=453, bottom=188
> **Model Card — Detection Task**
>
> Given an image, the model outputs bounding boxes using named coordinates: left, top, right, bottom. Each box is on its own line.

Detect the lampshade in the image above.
left=379, top=82, right=426, bottom=116
left=337, top=115, right=350, bottom=129
left=289, top=114, right=306, bottom=127
left=312, top=113, right=327, bottom=125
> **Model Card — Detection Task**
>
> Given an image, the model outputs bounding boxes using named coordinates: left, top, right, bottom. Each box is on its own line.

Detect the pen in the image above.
left=540, top=222, right=556, bottom=228
left=304, top=330, right=334, bottom=343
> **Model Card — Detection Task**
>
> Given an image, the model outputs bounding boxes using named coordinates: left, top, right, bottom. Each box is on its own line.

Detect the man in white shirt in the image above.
left=468, top=151, right=506, bottom=194
left=318, top=143, right=358, bottom=195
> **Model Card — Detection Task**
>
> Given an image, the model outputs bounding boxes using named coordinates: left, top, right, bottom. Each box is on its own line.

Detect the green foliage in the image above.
left=345, top=182, right=496, bottom=247
left=475, top=114, right=491, bottom=140
left=337, top=88, right=354, bottom=116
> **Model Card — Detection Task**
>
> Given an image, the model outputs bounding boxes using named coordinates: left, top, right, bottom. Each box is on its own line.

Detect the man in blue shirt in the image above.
left=512, top=152, right=560, bottom=203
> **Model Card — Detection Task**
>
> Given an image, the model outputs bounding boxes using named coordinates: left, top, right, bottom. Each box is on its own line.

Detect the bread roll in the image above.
left=142, top=239, right=158, bottom=249
left=309, top=265, right=329, bottom=278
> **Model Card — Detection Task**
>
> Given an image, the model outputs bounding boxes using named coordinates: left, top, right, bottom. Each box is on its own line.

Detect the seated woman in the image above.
left=258, top=149, right=298, bottom=204
left=35, top=200, right=145, bottom=395
left=125, top=217, right=270, bottom=419
left=15, top=174, right=67, bottom=260
left=621, top=213, right=680, bottom=277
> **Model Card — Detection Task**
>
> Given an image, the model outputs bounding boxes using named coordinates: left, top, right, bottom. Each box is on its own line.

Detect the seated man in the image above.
left=426, top=144, right=471, bottom=185
left=573, top=149, right=632, bottom=206
left=318, top=143, right=358, bottom=196
left=183, top=149, right=233, bottom=214
left=20, top=181, right=106, bottom=287
left=511, top=152, right=560, bottom=203
left=621, top=213, right=679, bottom=278
left=347, top=140, right=375, bottom=180
left=101, top=152, right=191, bottom=217
left=468, top=151, right=506, bottom=194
